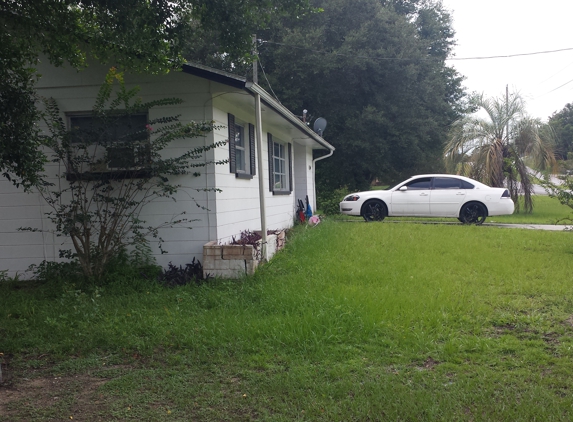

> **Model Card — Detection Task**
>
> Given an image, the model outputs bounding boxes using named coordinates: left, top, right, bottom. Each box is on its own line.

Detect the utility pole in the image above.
left=506, top=84, right=509, bottom=142
left=252, top=34, right=258, bottom=85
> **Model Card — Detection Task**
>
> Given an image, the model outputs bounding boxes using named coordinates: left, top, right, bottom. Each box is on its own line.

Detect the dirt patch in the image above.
left=413, top=356, right=439, bottom=371
left=0, top=372, right=112, bottom=421
left=422, top=356, right=439, bottom=370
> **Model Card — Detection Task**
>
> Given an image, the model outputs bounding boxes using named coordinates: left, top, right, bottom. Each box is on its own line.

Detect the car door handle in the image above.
left=456, top=192, right=465, bottom=195
left=420, top=193, right=428, bottom=196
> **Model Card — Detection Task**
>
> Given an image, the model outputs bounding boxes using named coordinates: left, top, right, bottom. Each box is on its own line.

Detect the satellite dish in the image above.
left=313, top=117, right=327, bottom=136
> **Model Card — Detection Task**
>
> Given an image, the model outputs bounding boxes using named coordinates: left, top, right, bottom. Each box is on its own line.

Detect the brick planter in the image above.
left=203, top=231, right=285, bottom=278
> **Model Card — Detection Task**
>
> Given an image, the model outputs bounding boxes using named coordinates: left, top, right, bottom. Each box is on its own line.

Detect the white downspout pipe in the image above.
left=312, top=149, right=334, bottom=212
left=255, top=93, right=268, bottom=261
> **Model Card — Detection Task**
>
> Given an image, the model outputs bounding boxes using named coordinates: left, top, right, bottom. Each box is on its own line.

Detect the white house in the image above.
left=0, top=61, right=334, bottom=277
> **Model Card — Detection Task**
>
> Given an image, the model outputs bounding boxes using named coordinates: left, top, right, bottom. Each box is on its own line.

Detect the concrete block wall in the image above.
left=202, top=231, right=286, bottom=278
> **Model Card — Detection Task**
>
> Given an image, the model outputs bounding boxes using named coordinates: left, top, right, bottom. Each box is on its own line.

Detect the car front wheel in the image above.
left=460, top=202, right=487, bottom=225
left=362, top=200, right=387, bottom=222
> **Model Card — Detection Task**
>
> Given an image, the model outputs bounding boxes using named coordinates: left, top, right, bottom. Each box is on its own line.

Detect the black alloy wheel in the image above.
left=362, top=200, right=387, bottom=222
left=460, top=202, right=487, bottom=225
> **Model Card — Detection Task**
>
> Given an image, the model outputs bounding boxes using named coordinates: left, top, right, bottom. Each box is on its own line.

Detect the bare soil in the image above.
left=0, top=363, right=116, bottom=421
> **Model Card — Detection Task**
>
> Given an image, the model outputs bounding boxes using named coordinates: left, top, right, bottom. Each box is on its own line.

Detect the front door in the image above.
left=391, top=177, right=431, bottom=216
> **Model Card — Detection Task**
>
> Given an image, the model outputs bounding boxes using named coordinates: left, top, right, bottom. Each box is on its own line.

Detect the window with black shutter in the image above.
left=267, top=132, right=292, bottom=195
left=228, top=113, right=255, bottom=179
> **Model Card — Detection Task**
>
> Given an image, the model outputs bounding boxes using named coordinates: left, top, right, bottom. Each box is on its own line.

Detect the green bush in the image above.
left=317, top=186, right=351, bottom=215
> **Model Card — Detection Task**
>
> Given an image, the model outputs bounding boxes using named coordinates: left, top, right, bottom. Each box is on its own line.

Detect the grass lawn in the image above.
left=2, top=219, right=573, bottom=420
left=489, top=195, right=573, bottom=224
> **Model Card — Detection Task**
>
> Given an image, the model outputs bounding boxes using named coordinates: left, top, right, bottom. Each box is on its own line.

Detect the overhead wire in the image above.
left=262, top=40, right=573, bottom=62
left=536, top=59, right=573, bottom=85
left=260, top=39, right=573, bottom=110
left=257, top=57, right=282, bottom=104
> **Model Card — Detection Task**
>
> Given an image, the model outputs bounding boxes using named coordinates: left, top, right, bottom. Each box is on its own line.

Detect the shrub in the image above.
left=317, top=186, right=351, bottom=215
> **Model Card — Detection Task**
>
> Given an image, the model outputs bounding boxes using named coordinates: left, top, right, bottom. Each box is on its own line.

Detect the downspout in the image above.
left=255, top=93, right=268, bottom=261
left=312, top=149, right=334, bottom=212
left=252, top=35, right=268, bottom=262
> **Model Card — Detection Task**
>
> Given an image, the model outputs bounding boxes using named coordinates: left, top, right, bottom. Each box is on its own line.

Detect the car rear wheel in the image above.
left=460, top=202, right=487, bottom=225
left=362, top=200, right=387, bottom=222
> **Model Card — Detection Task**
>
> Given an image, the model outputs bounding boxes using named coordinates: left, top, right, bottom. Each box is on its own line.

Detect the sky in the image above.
left=440, top=0, right=573, bottom=121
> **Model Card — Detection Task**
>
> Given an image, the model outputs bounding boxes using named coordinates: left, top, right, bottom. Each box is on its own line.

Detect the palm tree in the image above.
left=444, top=91, right=556, bottom=212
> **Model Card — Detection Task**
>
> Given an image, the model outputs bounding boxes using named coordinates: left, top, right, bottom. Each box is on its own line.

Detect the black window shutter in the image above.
left=288, top=143, right=293, bottom=193
left=228, top=113, right=236, bottom=173
left=249, top=123, right=256, bottom=175
left=267, top=133, right=273, bottom=192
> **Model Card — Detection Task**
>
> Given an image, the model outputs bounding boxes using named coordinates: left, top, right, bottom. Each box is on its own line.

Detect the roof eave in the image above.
left=182, top=63, right=247, bottom=90
left=245, top=82, right=334, bottom=151
left=181, top=62, right=334, bottom=152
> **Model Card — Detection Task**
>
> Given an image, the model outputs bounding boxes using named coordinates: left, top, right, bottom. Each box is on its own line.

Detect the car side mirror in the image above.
left=399, top=186, right=408, bottom=191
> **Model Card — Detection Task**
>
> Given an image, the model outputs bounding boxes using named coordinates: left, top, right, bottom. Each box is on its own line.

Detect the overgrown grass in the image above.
left=2, top=221, right=573, bottom=420
left=489, top=195, right=573, bottom=224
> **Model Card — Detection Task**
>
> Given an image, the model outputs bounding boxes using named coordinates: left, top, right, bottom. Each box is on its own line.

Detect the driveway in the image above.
left=484, top=223, right=570, bottom=231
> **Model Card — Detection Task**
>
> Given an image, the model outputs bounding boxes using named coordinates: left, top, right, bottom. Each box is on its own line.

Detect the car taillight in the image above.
left=501, top=190, right=510, bottom=198
left=344, top=195, right=360, bottom=201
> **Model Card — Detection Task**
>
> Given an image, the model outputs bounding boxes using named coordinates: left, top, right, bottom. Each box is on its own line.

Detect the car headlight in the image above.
left=343, top=194, right=360, bottom=201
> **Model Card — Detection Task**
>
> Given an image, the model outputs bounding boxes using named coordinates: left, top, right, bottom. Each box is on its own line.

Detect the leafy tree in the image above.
left=255, top=0, right=464, bottom=191
left=444, top=92, right=556, bottom=212
left=548, top=103, right=573, bottom=160
left=540, top=174, right=573, bottom=224
left=25, top=70, right=225, bottom=280
left=0, top=62, right=46, bottom=190
left=1, top=0, right=312, bottom=189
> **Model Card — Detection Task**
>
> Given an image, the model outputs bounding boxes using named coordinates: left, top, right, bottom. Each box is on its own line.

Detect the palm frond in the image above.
left=444, top=90, right=556, bottom=213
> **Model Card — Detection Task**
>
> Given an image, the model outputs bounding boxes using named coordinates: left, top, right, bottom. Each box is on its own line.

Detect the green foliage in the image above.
left=0, top=58, right=46, bottom=190
left=549, top=102, right=573, bottom=160
left=258, top=0, right=464, bottom=191
left=27, top=69, right=225, bottom=281
left=540, top=173, right=573, bottom=224
left=445, top=91, right=557, bottom=213
left=0, top=0, right=313, bottom=189
left=28, top=260, right=85, bottom=285
left=316, top=185, right=351, bottom=215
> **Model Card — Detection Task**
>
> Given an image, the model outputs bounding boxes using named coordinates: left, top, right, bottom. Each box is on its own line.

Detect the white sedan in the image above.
left=339, top=174, right=514, bottom=224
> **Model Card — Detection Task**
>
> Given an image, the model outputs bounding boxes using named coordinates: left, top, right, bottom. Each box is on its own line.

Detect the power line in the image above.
left=262, top=40, right=573, bottom=62
left=537, top=78, right=573, bottom=98
left=258, top=58, right=282, bottom=104
left=448, top=47, right=573, bottom=61
left=537, top=59, right=573, bottom=85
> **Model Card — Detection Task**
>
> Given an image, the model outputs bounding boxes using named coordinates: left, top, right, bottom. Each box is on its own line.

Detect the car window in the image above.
left=405, top=177, right=431, bottom=190
left=461, top=180, right=475, bottom=189
left=433, top=177, right=461, bottom=189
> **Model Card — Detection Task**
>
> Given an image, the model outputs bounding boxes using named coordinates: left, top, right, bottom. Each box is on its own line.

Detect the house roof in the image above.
left=182, top=63, right=334, bottom=152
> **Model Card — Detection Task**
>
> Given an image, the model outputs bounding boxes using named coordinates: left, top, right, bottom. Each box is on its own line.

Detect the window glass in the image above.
left=272, top=141, right=287, bottom=190
left=70, top=114, right=147, bottom=144
left=461, top=180, right=475, bottom=189
left=235, top=124, right=245, bottom=172
left=405, top=177, right=431, bottom=190
left=68, top=113, right=148, bottom=172
left=433, top=177, right=461, bottom=189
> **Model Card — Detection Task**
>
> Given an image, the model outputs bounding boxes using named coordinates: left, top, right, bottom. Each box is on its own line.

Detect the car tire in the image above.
left=361, top=200, right=387, bottom=222
left=459, top=202, right=487, bottom=225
